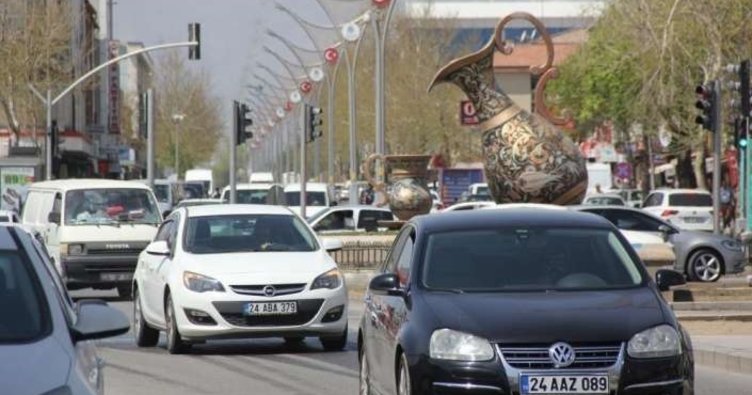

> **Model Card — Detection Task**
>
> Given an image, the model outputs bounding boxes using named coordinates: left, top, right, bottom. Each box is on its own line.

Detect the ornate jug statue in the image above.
left=364, top=154, right=433, bottom=221
left=429, top=12, right=587, bottom=205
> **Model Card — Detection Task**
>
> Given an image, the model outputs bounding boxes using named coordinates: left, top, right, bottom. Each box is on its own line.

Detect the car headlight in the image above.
left=429, top=329, right=495, bottom=361
left=60, top=243, right=84, bottom=256
left=311, top=268, right=341, bottom=290
left=627, top=325, right=681, bottom=358
left=721, top=240, right=743, bottom=252
left=183, top=271, right=225, bottom=293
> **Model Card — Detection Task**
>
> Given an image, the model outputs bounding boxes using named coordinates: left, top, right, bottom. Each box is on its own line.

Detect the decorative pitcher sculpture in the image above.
left=364, top=154, right=433, bottom=221
left=429, top=12, right=587, bottom=205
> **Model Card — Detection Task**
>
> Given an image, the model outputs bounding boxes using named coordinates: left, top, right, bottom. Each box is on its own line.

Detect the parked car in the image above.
left=174, top=198, right=223, bottom=209
left=22, top=179, right=162, bottom=298
left=0, top=209, right=20, bottom=223
left=575, top=205, right=746, bottom=282
left=220, top=183, right=285, bottom=205
left=308, top=206, right=395, bottom=233
left=284, top=183, right=334, bottom=219
left=642, top=188, right=713, bottom=232
left=441, top=201, right=495, bottom=212
left=358, top=208, right=693, bottom=394
left=0, top=224, right=129, bottom=395
left=613, top=188, right=645, bottom=208
left=467, top=182, right=489, bottom=196
left=132, top=205, right=348, bottom=354
left=583, top=193, right=626, bottom=206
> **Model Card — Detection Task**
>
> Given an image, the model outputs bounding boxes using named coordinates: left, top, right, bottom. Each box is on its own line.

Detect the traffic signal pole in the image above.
left=230, top=102, right=238, bottom=204
left=712, top=80, right=722, bottom=234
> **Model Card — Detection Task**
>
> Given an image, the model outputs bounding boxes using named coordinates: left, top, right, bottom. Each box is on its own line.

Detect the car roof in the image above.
left=29, top=179, right=152, bottom=191
left=411, top=207, right=613, bottom=233
left=284, top=183, right=329, bottom=192
left=184, top=204, right=293, bottom=217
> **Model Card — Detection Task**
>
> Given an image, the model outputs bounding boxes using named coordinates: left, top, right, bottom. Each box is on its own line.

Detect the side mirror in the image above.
left=48, top=212, right=61, bottom=225
left=369, top=273, right=404, bottom=296
left=162, top=210, right=172, bottom=218
left=330, top=201, right=338, bottom=207
left=322, top=238, right=344, bottom=252
left=655, top=269, right=685, bottom=291
left=145, top=240, right=170, bottom=256
left=658, top=224, right=675, bottom=242
left=71, top=300, right=130, bottom=342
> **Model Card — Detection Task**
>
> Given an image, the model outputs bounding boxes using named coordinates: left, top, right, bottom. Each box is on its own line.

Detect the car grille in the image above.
left=83, top=262, right=134, bottom=273
left=213, top=299, right=324, bottom=327
left=499, top=343, right=622, bottom=370
left=230, top=283, right=307, bottom=296
left=87, top=248, right=144, bottom=255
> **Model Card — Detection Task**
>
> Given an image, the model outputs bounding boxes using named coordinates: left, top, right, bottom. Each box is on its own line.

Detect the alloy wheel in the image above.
left=692, top=251, right=721, bottom=282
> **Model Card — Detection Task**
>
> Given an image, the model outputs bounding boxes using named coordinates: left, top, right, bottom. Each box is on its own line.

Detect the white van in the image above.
left=284, top=183, right=333, bottom=219
left=22, top=179, right=161, bottom=298
left=249, top=172, right=275, bottom=184
left=221, top=183, right=286, bottom=205
left=185, top=168, right=213, bottom=196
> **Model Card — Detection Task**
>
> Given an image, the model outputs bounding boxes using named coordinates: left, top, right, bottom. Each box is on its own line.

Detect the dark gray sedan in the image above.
left=574, top=206, right=747, bottom=282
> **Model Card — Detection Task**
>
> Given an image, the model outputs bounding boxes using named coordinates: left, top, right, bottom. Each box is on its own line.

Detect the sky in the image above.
left=114, top=0, right=373, bottom=140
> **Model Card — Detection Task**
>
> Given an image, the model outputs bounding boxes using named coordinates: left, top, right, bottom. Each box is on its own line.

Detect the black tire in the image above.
left=284, top=336, right=305, bottom=345
left=320, top=325, right=348, bottom=351
left=117, top=284, right=133, bottom=300
left=687, top=249, right=723, bottom=282
left=359, top=346, right=372, bottom=395
left=397, top=353, right=411, bottom=395
left=165, top=295, right=191, bottom=354
left=133, top=288, right=159, bottom=347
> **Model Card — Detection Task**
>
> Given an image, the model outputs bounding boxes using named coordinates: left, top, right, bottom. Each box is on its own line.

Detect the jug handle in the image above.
left=364, top=154, right=386, bottom=191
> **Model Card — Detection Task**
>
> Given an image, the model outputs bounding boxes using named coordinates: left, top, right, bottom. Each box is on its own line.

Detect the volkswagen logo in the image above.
left=549, top=342, right=576, bottom=368
left=262, top=285, right=276, bottom=297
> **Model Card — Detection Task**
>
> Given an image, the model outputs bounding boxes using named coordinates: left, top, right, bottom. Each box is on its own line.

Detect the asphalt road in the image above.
left=73, top=290, right=752, bottom=395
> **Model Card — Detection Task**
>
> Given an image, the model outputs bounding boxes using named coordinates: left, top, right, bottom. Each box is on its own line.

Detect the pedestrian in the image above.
left=211, top=187, right=221, bottom=199
left=720, top=179, right=734, bottom=232
left=360, top=184, right=374, bottom=205
left=595, top=183, right=602, bottom=194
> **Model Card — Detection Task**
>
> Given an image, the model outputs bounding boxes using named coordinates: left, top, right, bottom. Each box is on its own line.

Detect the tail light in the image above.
left=661, top=210, right=678, bottom=217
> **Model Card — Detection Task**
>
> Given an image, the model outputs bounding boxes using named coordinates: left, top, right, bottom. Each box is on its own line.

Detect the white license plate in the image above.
left=243, top=302, right=297, bottom=316
left=520, top=375, right=609, bottom=394
left=100, top=273, right=132, bottom=282
left=683, top=217, right=705, bottom=223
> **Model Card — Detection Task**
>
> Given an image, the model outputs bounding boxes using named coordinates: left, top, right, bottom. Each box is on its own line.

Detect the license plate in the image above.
left=100, top=273, right=132, bottom=282
left=683, top=217, right=704, bottom=223
left=243, top=302, right=297, bottom=316
left=520, top=375, right=609, bottom=394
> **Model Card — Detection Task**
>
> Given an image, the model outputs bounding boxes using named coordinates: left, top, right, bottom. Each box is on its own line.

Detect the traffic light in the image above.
left=188, top=23, right=201, bottom=60
left=736, top=117, right=748, bottom=148
left=306, top=105, right=323, bottom=143
left=741, top=60, right=750, bottom=117
left=50, top=120, right=59, bottom=157
left=234, top=101, right=253, bottom=146
left=695, top=83, right=717, bottom=132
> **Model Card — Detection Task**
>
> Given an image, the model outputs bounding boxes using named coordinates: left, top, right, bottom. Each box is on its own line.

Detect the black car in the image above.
left=358, top=208, right=693, bottom=395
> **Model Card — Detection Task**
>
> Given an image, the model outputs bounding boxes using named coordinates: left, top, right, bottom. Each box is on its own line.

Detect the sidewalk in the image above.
left=692, top=336, right=752, bottom=375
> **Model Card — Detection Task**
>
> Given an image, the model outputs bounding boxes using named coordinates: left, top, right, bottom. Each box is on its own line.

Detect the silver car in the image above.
left=0, top=225, right=129, bottom=395
left=574, top=206, right=747, bottom=282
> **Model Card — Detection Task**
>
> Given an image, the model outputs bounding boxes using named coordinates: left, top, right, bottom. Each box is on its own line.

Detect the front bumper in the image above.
left=410, top=343, right=692, bottom=395
left=172, top=284, right=348, bottom=340
left=720, top=248, right=747, bottom=274
left=62, top=254, right=138, bottom=289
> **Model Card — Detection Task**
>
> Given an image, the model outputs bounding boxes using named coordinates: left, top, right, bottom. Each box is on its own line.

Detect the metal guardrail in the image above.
left=330, top=241, right=391, bottom=269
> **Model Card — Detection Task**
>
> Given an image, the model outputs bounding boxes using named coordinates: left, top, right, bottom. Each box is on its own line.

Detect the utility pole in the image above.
left=300, top=107, right=307, bottom=219
left=146, top=89, right=155, bottom=189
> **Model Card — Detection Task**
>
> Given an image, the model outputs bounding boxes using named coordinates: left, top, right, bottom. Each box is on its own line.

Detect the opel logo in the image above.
left=263, top=285, right=276, bottom=297
left=549, top=342, right=576, bottom=368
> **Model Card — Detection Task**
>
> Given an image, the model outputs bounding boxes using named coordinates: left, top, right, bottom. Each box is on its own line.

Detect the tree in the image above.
left=0, top=0, right=72, bottom=144
left=153, top=51, right=222, bottom=177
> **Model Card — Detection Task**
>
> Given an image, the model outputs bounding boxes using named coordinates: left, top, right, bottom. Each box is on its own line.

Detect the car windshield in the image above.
left=153, top=184, right=170, bottom=203
left=476, top=186, right=489, bottom=195
left=183, top=183, right=205, bottom=199
left=183, top=214, right=318, bottom=254
left=668, top=193, right=712, bottom=207
left=422, top=227, right=643, bottom=292
left=585, top=196, right=623, bottom=206
left=64, top=188, right=161, bottom=225
left=285, top=191, right=327, bottom=206
left=0, top=251, right=49, bottom=343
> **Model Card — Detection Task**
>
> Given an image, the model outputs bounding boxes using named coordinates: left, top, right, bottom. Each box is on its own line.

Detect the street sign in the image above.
left=460, top=100, right=479, bottom=125
left=615, top=162, right=632, bottom=180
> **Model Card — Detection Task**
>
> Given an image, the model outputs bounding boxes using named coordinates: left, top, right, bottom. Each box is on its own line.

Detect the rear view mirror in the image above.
left=145, top=240, right=170, bottom=256
left=369, top=273, right=404, bottom=296
left=655, top=269, right=685, bottom=291
left=71, top=300, right=130, bottom=342
left=48, top=212, right=61, bottom=225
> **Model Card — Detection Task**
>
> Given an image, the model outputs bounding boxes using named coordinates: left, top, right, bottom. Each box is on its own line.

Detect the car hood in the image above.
left=60, top=223, right=158, bottom=243
left=421, top=287, right=666, bottom=344
left=180, top=250, right=336, bottom=283
left=2, top=337, right=70, bottom=395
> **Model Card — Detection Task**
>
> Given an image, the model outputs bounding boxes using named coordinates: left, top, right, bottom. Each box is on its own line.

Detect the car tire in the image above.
left=687, top=249, right=723, bottom=282
left=320, top=325, right=348, bottom=351
left=359, top=346, right=372, bottom=395
left=397, top=352, right=411, bottom=395
left=117, top=284, right=133, bottom=300
left=133, top=287, right=159, bottom=347
left=165, top=295, right=191, bottom=354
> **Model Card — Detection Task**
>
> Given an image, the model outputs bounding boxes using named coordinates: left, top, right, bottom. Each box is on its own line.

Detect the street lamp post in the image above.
left=172, top=113, right=185, bottom=180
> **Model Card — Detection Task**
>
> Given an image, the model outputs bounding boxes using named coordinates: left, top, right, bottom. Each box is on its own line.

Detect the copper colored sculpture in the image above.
left=429, top=12, right=587, bottom=205
left=364, top=154, right=433, bottom=221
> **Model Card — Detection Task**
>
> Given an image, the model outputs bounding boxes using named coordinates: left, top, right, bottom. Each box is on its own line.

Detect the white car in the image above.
left=582, top=193, right=626, bottom=206
left=132, top=205, right=348, bottom=354
left=642, top=189, right=713, bottom=232
left=220, top=183, right=285, bottom=205
left=441, top=201, right=495, bottom=212
left=284, top=183, right=333, bottom=219
left=308, top=205, right=395, bottom=233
